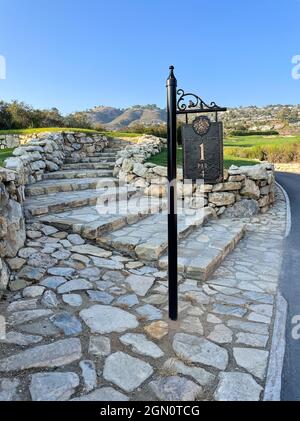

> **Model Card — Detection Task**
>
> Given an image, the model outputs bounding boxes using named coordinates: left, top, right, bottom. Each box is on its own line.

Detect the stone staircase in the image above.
left=24, top=141, right=246, bottom=281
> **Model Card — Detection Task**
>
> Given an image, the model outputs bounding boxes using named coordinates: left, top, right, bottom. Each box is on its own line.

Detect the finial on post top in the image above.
left=169, top=65, right=175, bottom=77
left=167, top=65, right=177, bottom=86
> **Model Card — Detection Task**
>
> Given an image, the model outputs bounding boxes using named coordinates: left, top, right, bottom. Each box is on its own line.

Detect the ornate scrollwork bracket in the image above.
left=176, top=89, right=227, bottom=115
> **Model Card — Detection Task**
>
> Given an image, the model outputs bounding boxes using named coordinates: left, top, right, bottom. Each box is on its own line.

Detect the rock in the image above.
left=152, top=166, right=168, bottom=177
left=0, top=378, right=20, bottom=401
left=120, top=333, right=164, bottom=359
left=0, top=331, right=42, bottom=346
left=71, top=244, right=112, bottom=258
left=27, top=252, right=58, bottom=269
left=89, top=335, right=111, bottom=357
left=239, top=164, right=269, bottom=180
left=40, top=225, right=58, bottom=236
left=214, top=372, right=262, bottom=401
left=144, top=184, right=167, bottom=198
left=17, top=319, right=60, bottom=337
left=212, top=303, right=246, bottom=318
left=79, top=267, right=101, bottom=279
left=208, top=324, right=233, bottom=344
left=6, top=257, right=26, bottom=271
left=249, top=304, right=273, bottom=317
left=7, top=299, right=38, bottom=312
left=71, top=253, right=90, bottom=266
left=233, top=348, right=269, bottom=379
left=125, top=274, right=155, bottom=296
left=23, top=285, right=45, bottom=298
left=29, top=372, right=79, bottom=401
left=62, top=294, right=83, bottom=307
left=209, top=192, right=235, bottom=206
left=57, top=279, right=93, bottom=294
left=223, top=199, right=259, bottom=218
left=87, top=290, right=114, bottom=304
left=122, top=158, right=134, bottom=172
left=0, top=338, right=82, bottom=372
left=26, top=230, right=42, bottom=240
left=136, top=304, right=163, bottom=321
left=247, top=312, right=271, bottom=324
left=17, top=266, right=45, bottom=282
left=51, top=250, right=71, bottom=260
left=236, top=332, right=269, bottom=347
left=163, top=358, right=214, bottom=386
left=207, top=314, right=222, bottom=324
left=80, top=305, right=139, bottom=334
left=180, top=316, right=203, bottom=334
left=71, top=387, right=128, bottom=401
left=144, top=321, right=168, bottom=339
left=50, top=312, right=82, bottom=335
left=173, top=333, right=228, bottom=370
left=149, top=376, right=202, bottom=401
left=240, top=179, right=260, bottom=200
left=132, top=163, right=147, bottom=177
left=0, top=259, right=9, bottom=291
left=47, top=267, right=76, bottom=277
left=125, top=261, right=144, bottom=270
left=41, top=290, right=59, bottom=308
left=80, top=360, right=97, bottom=393
left=103, top=352, right=153, bottom=392
left=67, top=234, right=85, bottom=245
left=184, top=291, right=210, bottom=305
left=91, top=256, right=123, bottom=270
left=102, top=270, right=125, bottom=283
left=18, top=247, right=36, bottom=259
left=8, top=309, right=53, bottom=326
left=212, top=182, right=242, bottom=192
left=227, top=319, right=269, bottom=335
left=40, top=276, right=67, bottom=289
left=115, top=294, right=139, bottom=308
left=9, top=279, right=29, bottom=291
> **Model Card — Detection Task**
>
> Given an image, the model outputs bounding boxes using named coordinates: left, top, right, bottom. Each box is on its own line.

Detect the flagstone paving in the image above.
left=0, top=182, right=286, bottom=401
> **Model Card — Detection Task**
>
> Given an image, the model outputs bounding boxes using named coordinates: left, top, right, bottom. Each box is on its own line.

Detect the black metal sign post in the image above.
left=166, top=65, right=227, bottom=321
left=166, top=66, right=178, bottom=321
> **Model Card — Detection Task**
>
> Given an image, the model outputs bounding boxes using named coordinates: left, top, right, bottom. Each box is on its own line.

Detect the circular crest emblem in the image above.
left=192, top=116, right=211, bottom=136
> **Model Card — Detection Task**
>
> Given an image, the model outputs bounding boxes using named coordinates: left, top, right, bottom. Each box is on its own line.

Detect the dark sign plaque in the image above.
left=182, top=121, right=224, bottom=184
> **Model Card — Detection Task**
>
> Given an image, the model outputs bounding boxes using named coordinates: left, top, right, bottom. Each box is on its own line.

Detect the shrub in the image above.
left=224, top=143, right=300, bottom=162
left=230, top=130, right=279, bottom=136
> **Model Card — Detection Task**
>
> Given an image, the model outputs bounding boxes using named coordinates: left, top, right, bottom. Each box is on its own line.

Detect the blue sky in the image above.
left=0, top=0, right=300, bottom=113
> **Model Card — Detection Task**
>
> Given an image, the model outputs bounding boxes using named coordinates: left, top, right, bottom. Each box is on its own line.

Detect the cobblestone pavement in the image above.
left=0, top=188, right=286, bottom=401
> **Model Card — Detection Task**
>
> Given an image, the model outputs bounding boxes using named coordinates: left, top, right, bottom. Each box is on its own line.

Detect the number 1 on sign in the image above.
left=199, top=143, right=205, bottom=160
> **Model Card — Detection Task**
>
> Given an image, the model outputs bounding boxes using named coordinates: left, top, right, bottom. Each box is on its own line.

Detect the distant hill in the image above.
left=86, top=104, right=300, bottom=134
left=87, top=105, right=167, bottom=129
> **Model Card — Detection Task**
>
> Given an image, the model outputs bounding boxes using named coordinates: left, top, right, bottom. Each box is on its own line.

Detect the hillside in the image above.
left=87, top=105, right=167, bottom=129
left=86, top=104, right=300, bottom=134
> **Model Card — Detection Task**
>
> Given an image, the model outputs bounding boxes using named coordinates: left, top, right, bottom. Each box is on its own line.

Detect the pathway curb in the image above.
left=263, top=182, right=290, bottom=401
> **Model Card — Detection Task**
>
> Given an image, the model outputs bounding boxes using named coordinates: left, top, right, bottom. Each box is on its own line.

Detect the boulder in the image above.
left=240, top=179, right=260, bottom=200
left=222, top=199, right=259, bottom=218
left=208, top=192, right=235, bottom=206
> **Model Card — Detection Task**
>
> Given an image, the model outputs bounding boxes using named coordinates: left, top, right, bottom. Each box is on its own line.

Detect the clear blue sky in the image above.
left=0, top=0, right=299, bottom=114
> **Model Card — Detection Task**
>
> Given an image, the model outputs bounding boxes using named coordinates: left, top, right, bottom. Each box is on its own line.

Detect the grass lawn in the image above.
left=0, top=148, right=14, bottom=167
left=224, top=134, right=300, bottom=148
left=146, top=147, right=258, bottom=169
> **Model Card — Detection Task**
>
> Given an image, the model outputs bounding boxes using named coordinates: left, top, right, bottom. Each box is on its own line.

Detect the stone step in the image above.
left=25, top=177, right=117, bottom=197
left=159, top=219, right=245, bottom=281
left=96, top=207, right=214, bottom=261
left=42, top=169, right=114, bottom=180
left=61, top=162, right=115, bottom=170
left=64, top=155, right=116, bottom=164
left=24, top=185, right=136, bottom=217
left=36, top=196, right=168, bottom=238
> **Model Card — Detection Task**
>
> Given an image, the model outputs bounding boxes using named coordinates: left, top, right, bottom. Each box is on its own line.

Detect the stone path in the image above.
left=0, top=179, right=286, bottom=401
